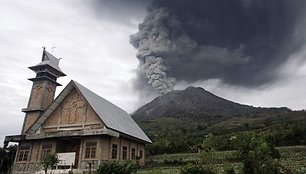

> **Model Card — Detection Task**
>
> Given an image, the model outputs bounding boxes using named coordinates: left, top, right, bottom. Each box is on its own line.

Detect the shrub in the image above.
left=164, top=158, right=185, bottom=165
left=235, top=132, right=281, bottom=174
left=180, top=163, right=216, bottom=174
left=0, top=145, right=17, bottom=174
left=41, top=153, right=59, bottom=174
left=97, top=160, right=138, bottom=174
left=223, top=165, right=236, bottom=174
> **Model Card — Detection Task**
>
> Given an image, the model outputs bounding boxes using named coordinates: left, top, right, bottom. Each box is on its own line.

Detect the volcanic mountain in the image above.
left=132, top=86, right=290, bottom=122
left=132, top=87, right=306, bottom=155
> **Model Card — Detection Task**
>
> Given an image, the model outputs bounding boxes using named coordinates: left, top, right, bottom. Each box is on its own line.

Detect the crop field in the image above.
left=137, top=146, right=306, bottom=174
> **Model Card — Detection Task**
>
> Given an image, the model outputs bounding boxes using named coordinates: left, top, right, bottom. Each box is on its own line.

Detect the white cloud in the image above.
left=0, top=0, right=144, bottom=144
left=1, top=0, right=306, bottom=146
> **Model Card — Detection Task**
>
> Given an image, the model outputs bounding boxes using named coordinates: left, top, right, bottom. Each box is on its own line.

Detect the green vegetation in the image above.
left=97, top=160, right=139, bottom=174
left=138, top=145, right=306, bottom=174
left=41, top=153, right=59, bottom=174
left=235, top=133, right=280, bottom=174
left=180, top=163, right=216, bottom=174
left=140, top=111, right=306, bottom=155
left=138, top=167, right=180, bottom=174
left=0, top=145, right=17, bottom=174
left=178, top=133, right=283, bottom=174
left=133, top=85, right=306, bottom=173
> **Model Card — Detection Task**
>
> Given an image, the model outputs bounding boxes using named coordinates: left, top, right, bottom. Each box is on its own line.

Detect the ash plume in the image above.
left=130, top=7, right=185, bottom=94
left=131, top=0, right=306, bottom=94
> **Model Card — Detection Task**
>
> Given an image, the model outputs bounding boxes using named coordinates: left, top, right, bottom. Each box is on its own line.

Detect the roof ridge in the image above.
left=30, top=49, right=65, bottom=76
left=72, top=80, right=128, bottom=114
left=28, top=80, right=152, bottom=143
left=72, top=81, right=152, bottom=143
left=44, top=50, right=60, bottom=66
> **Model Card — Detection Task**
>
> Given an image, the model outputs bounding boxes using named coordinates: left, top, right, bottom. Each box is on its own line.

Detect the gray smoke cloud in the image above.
left=130, top=7, right=185, bottom=94
left=130, top=0, right=306, bottom=94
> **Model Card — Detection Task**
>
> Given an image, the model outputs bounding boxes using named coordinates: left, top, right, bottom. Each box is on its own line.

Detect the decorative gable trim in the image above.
left=27, top=80, right=152, bottom=144
left=27, top=81, right=74, bottom=134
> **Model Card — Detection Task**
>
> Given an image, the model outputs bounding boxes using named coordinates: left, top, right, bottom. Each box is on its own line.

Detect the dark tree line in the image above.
left=145, top=121, right=306, bottom=155
left=0, top=145, right=17, bottom=174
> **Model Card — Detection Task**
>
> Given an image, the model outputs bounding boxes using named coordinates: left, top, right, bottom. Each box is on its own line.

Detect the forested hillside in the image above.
left=132, top=87, right=306, bottom=155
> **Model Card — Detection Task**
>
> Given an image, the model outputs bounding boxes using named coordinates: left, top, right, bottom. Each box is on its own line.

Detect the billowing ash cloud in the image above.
left=131, top=0, right=306, bottom=94
left=130, top=7, right=182, bottom=94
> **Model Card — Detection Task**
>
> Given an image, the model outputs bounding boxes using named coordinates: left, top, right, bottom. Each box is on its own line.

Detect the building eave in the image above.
left=25, top=128, right=120, bottom=140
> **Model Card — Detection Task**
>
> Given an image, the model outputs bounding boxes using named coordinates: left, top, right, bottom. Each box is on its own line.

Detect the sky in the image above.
left=1, top=0, right=306, bottom=145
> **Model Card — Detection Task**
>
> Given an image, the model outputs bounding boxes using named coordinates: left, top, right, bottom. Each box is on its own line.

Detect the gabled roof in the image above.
left=28, top=80, right=152, bottom=143
left=29, top=50, right=66, bottom=76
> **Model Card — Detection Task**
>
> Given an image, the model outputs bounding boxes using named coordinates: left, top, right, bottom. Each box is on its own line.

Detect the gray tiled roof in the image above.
left=73, top=81, right=152, bottom=143
left=28, top=80, right=152, bottom=143
left=34, top=50, right=66, bottom=76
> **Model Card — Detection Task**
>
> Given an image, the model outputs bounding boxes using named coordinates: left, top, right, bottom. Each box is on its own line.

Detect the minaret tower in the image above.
left=21, top=48, right=66, bottom=133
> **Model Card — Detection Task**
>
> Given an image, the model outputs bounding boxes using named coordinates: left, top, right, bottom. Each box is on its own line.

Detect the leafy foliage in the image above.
left=0, top=145, right=17, bottom=174
left=133, top=86, right=306, bottom=155
left=223, top=165, right=236, bottom=174
left=97, top=160, right=138, bottom=174
left=234, top=132, right=281, bottom=174
left=144, top=146, right=306, bottom=173
left=139, top=111, right=306, bottom=155
left=163, top=158, right=186, bottom=165
left=41, top=153, right=59, bottom=174
left=180, top=163, right=216, bottom=174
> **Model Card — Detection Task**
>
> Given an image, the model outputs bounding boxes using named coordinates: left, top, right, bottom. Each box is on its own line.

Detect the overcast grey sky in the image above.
left=1, top=0, right=306, bottom=144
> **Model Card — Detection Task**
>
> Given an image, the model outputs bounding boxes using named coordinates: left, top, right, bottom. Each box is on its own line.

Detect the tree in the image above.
left=198, top=134, right=216, bottom=172
left=201, top=134, right=215, bottom=152
left=0, top=145, right=17, bottom=174
left=42, top=153, right=59, bottom=174
left=235, top=132, right=280, bottom=174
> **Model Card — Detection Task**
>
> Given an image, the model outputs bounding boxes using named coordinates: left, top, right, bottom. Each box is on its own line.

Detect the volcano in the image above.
left=132, top=86, right=290, bottom=122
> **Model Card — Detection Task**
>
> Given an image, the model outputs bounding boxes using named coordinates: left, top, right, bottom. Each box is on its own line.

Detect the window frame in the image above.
left=131, top=148, right=136, bottom=160
left=41, top=144, right=53, bottom=160
left=85, top=142, right=97, bottom=159
left=139, top=150, right=143, bottom=159
left=111, top=144, right=118, bottom=159
left=122, top=146, right=127, bottom=160
left=17, top=146, right=31, bottom=162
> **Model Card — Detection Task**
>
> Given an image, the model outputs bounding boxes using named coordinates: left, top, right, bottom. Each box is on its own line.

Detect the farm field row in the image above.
left=138, top=146, right=306, bottom=174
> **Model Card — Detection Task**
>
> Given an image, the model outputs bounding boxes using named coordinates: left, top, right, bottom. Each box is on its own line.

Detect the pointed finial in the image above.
left=41, top=46, right=47, bottom=61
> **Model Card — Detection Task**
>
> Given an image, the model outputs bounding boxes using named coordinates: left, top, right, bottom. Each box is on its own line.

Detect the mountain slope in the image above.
left=131, top=87, right=306, bottom=155
left=132, top=86, right=290, bottom=122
